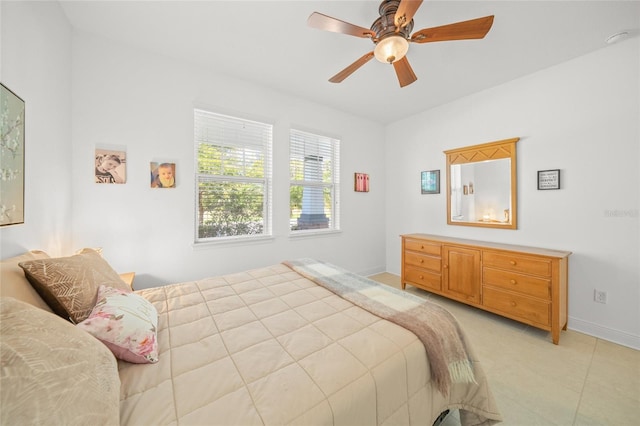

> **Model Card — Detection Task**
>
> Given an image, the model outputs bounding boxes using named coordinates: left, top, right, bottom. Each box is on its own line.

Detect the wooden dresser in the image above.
left=401, top=234, right=571, bottom=344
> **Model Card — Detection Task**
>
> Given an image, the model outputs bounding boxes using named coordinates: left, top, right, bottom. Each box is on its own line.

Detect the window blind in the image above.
left=195, top=109, right=272, bottom=241
left=289, top=129, right=340, bottom=232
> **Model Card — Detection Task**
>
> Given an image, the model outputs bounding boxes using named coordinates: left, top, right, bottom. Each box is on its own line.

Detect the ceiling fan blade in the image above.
left=308, top=12, right=376, bottom=38
left=395, top=0, right=424, bottom=28
left=411, top=15, right=495, bottom=43
left=393, top=56, right=417, bottom=87
left=329, top=52, right=375, bottom=83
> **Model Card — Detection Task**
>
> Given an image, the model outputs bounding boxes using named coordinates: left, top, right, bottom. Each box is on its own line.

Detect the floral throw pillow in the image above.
left=77, top=285, right=159, bottom=364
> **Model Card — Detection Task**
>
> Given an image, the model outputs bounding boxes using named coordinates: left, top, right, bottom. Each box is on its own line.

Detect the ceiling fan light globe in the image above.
left=374, top=35, right=408, bottom=64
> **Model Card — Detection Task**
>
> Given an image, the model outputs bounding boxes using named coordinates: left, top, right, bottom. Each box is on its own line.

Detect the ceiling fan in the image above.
left=308, top=0, right=494, bottom=87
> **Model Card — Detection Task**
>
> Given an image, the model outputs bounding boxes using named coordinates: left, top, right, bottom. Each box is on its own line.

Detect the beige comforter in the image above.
left=119, top=263, right=501, bottom=425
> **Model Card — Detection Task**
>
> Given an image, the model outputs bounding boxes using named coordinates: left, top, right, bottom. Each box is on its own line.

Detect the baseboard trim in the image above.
left=360, top=266, right=386, bottom=277
left=569, top=317, right=640, bottom=350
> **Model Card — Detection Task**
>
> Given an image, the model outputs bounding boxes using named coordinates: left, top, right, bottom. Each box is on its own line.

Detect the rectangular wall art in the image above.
left=354, top=172, right=369, bottom=192
left=0, top=83, right=25, bottom=226
left=150, top=162, right=176, bottom=188
left=421, top=170, right=440, bottom=194
left=537, top=169, right=560, bottom=190
left=95, top=148, right=126, bottom=184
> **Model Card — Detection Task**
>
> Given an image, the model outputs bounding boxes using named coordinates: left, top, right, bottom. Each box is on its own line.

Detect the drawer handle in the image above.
left=419, top=275, right=424, bottom=280
left=443, top=264, right=449, bottom=269
left=420, top=259, right=424, bottom=264
left=510, top=301, right=517, bottom=307
left=421, top=245, right=425, bottom=249
left=510, top=260, right=517, bottom=266
left=510, top=279, right=517, bottom=285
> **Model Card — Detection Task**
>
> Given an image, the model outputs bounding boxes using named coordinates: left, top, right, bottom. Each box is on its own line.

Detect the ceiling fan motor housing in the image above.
left=371, top=0, right=414, bottom=42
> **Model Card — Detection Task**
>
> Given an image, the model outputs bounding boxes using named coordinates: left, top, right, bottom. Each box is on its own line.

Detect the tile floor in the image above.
left=368, top=273, right=640, bottom=426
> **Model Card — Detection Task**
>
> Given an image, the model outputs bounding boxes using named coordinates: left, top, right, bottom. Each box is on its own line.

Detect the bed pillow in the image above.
left=0, top=250, right=53, bottom=312
left=18, top=249, right=130, bottom=323
left=0, top=297, right=120, bottom=425
left=77, top=285, right=159, bottom=364
left=75, top=246, right=104, bottom=256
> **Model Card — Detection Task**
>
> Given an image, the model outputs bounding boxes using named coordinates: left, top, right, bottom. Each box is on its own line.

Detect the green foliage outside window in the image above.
left=197, top=142, right=267, bottom=239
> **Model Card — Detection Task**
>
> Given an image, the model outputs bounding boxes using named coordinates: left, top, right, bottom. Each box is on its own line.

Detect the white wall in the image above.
left=385, top=38, right=640, bottom=349
left=0, top=1, right=73, bottom=258
left=70, top=32, right=387, bottom=288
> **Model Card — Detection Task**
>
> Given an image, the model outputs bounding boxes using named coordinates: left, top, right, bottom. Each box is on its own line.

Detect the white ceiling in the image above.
left=59, top=0, right=640, bottom=124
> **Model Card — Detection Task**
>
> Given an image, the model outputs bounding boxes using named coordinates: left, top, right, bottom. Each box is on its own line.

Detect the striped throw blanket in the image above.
left=284, top=258, right=476, bottom=396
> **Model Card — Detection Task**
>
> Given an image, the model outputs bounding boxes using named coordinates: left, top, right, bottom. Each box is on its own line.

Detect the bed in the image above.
left=0, top=249, right=502, bottom=426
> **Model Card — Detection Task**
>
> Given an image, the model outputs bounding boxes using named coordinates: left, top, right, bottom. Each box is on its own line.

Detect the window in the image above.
left=194, top=109, right=272, bottom=242
left=289, top=129, right=340, bottom=233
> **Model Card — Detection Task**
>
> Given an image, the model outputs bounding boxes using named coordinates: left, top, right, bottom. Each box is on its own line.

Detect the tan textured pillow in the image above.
left=19, top=249, right=130, bottom=323
left=0, top=250, right=53, bottom=312
left=75, top=247, right=104, bottom=256
left=0, top=297, right=120, bottom=425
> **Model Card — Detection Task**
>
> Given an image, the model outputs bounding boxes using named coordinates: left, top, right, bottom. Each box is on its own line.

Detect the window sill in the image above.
left=289, top=229, right=342, bottom=239
left=193, top=235, right=275, bottom=249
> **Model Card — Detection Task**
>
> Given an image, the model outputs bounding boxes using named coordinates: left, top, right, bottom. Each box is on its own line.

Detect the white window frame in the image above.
left=194, top=108, right=273, bottom=243
left=289, top=128, right=340, bottom=235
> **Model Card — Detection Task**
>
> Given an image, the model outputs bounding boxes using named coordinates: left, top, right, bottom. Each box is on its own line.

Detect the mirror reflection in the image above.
left=445, top=138, right=519, bottom=229
left=450, top=159, right=511, bottom=224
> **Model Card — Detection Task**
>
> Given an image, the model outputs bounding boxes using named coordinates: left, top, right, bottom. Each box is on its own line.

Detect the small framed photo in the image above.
left=354, top=172, right=369, bottom=192
left=150, top=162, right=176, bottom=188
left=95, top=148, right=126, bottom=184
left=421, top=170, right=440, bottom=194
left=537, top=169, right=560, bottom=190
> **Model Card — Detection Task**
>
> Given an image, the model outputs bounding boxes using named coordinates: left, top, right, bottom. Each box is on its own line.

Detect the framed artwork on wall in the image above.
left=0, top=83, right=25, bottom=226
left=354, top=172, right=369, bottom=192
left=95, top=148, right=126, bottom=184
left=537, top=169, right=560, bottom=190
left=150, top=162, right=176, bottom=188
left=421, top=170, right=440, bottom=194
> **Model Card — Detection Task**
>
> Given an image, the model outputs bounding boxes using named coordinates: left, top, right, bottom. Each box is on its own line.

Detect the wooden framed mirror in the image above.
left=444, top=137, right=519, bottom=229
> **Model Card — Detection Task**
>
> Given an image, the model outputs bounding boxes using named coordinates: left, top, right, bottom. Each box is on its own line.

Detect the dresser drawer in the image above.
left=483, top=251, right=551, bottom=277
left=483, top=267, right=550, bottom=299
left=483, top=287, right=550, bottom=327
left=404, top=239, right=441, bottom=256
left=404, top=266, right=442, bottom=292
left=405, top=252, right=441, bottom=273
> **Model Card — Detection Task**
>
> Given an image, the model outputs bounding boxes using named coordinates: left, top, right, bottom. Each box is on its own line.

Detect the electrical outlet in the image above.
left=594, top=290, right=608, bottom=304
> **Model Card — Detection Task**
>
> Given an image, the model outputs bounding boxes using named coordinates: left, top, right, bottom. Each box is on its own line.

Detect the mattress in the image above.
left=118, top=262, right=501, bottom=425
